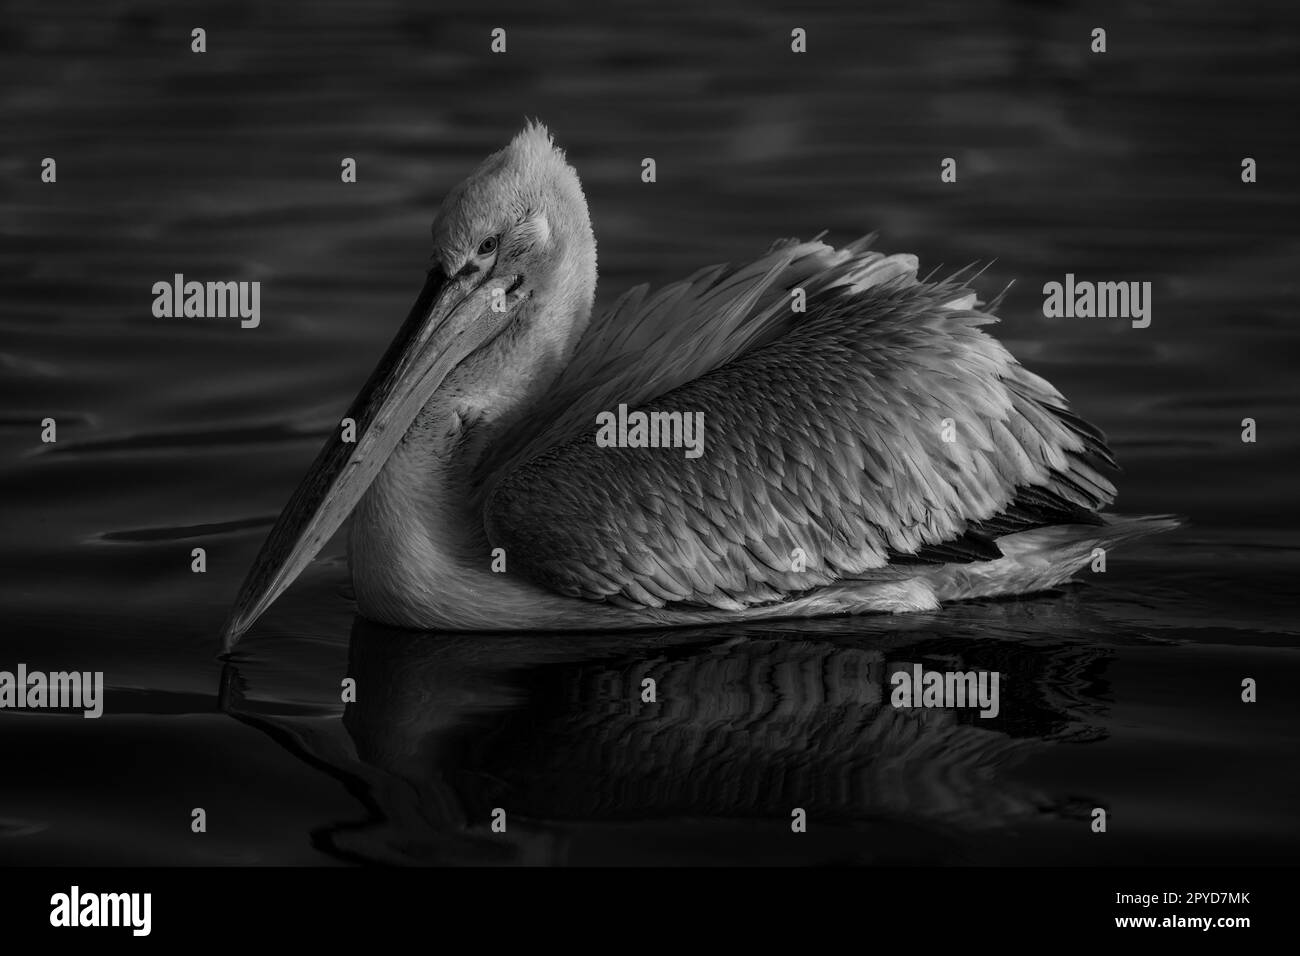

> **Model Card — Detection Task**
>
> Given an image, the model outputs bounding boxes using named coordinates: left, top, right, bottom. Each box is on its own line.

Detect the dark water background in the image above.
left=1, top=0, right=1297, bottom=864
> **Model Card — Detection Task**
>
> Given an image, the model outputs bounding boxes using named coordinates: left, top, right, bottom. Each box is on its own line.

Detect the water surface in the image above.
left=1, top=0, right=1297, bottom=864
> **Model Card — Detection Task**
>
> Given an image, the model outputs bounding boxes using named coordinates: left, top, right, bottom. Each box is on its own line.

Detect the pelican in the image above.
left=221, top=122, right=1176, bottom=650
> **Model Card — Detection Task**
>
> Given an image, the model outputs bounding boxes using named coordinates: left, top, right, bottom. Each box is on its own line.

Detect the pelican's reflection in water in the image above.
left=224, top=610, right=1114, bottom=865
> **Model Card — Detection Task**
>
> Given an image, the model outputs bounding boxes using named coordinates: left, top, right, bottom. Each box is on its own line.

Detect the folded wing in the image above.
left=482, top=238, right=1117, bottom=611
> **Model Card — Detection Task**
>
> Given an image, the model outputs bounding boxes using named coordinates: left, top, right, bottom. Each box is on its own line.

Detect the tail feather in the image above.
left=926, top=513, right=1183, bottom=603
left=1097, top=512, right=1184, bottom=542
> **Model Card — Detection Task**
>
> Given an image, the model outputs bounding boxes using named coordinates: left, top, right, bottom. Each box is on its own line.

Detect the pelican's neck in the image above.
left=346, top=274, right=595, bottom=628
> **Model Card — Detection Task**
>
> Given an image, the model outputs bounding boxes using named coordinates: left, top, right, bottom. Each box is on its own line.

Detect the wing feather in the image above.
left=483, top=238, right=1118, bottom=611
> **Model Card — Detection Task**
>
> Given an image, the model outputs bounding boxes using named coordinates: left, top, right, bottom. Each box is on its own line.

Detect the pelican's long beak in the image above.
left=221, top=268, right=489, bottom=651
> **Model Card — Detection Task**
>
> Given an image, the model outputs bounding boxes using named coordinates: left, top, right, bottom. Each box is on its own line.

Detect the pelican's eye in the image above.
left=476, top=235, right=499, bottom=257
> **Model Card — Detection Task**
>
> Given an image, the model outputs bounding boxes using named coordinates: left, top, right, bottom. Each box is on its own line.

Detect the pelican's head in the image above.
left=430, top=121, right=596, bottom=329
left=221, top=123, right=594, bottom=650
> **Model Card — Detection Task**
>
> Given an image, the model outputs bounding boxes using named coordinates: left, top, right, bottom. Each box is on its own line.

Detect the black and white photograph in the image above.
left=1, top=0, right=1294, bottom=939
